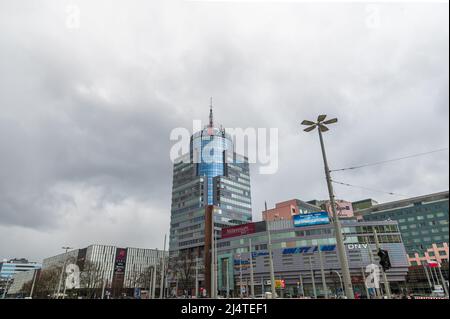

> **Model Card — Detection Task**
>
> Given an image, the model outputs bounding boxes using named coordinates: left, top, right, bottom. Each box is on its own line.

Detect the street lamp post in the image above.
left=249, top=238, right=255, bottom=298
left=56, top=246, right=73, bottom=299
left=30, top=269, right=38, bottom=299
left=160, top=235, right=167, bottom=299
left=266, top=221, right=277, bottom=298
left=373, top=229, right=392, bottom=298
left=299, top=274, right=305, bottom=298
left=318, top=246, right=328, bottom=299
left=195, top=257, right=199, bottom=298
left=226, top=258, right=230, bottom=298
left=238, top=254, right=243, bottom=298
left=437, top=263, right=449, bottom=298
left=152, top=264, right=157, bottom=299
left=301, top=115, right=355, bottom=299
left=412, top=249, right=433, bottom=294
left=309, top=256, right=317, bottom=299
left=331, top=270, right=344, bottom=297
left=210, top=209, right=216, bottom=299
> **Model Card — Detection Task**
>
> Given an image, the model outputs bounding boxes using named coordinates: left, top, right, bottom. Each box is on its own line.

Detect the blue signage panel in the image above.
left=293, top=212, right=330, bottom=227
left=282, top=245, right=336, bottom=254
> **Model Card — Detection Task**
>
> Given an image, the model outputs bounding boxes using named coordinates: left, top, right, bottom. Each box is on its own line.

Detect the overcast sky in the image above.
left=0, top=0, right=448, bottom=262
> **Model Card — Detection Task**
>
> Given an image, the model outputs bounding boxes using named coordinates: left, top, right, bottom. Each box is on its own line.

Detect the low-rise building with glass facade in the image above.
left=216, top=219, right=409, bottom=298
left=0, top=258, right=41, bottom=279
left=42, top=244, right=167, bottom=297
left=356, top=191, right=449, bottom=265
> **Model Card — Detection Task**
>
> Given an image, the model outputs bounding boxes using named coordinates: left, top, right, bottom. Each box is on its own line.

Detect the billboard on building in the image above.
left=325, top=200, right=354, bottom=218
left=114, top=248, right=127, bottom=274
left=221, top=223, right=256, bottom=239
left=275, top=280, right=286, bottom=289
left=293, top=212, right=330, bottom=227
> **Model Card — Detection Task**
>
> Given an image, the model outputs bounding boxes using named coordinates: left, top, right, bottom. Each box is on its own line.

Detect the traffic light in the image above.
left=377, top=249, right=392, bottom=271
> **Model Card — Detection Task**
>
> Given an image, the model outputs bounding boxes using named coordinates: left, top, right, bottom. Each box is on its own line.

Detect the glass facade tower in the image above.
left=169, top=107, right=252, bottom=257
left=192, top=127, right=233, bottom=205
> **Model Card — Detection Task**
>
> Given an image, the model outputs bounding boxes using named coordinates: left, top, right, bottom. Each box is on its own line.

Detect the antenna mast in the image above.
left=209, top=97, right=214, bottom=128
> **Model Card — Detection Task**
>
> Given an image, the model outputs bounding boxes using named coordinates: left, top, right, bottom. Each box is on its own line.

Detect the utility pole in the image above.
left=365, top=236, right=381, bottom=298
left=215, top=224, right=218, bottom=298
left=261, top=276, right=264, bottom=295
left=30, top=269, right=38, bottom=299
left=373, top=229, right=391, bottom=298
left=318, top=246, right=328, bottom=299
left=195, top=257, right=199, bottom=298
left=330, top=270, right=343, bottom=297
left=226, top=259, right=230, bottom=298
left=421, top=262, right=432, bottom=293
left=309, top=256, right=317, bottom=299
left=159, top=235, right=167, bottom=299
left=148, top=267, right=153, bottom=299
left=301, top=116, right=354, bottom=299
left=151, top=263, right=157, bottom=299
left=249, top=238, right=255, bottom=298
left=101, top=277, right=106, bottom=299
left=299, top=274, right=305, bottom=297
left=359, top=247, right=370, bottom=299
left=238, top=254, right=243, bottom=298
left=437, top=262, right=449, bottom=297
left=361, top=266, right=369, bottom=299
left=266, top=221, right=277, bottom=298
left=210, top=209, right=216, bottom=299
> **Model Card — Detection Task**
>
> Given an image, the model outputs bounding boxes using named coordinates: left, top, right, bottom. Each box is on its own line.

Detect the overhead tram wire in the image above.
left=330, top=148, right=449, bottom=173
left=331, top=180, right=409, bottom=198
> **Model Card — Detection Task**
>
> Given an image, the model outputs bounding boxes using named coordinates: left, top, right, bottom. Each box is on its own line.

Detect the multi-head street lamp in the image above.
left=301, top=115, right=355, bottom=299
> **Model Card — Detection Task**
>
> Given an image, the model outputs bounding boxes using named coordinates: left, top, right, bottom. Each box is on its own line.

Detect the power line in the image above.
left=330, top=147, right=449, bottom=172
left=332, top=180, right=409, bottom=198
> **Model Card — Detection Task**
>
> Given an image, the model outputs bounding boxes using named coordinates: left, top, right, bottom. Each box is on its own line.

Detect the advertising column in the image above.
left=112, top=248, right=128, bottom=298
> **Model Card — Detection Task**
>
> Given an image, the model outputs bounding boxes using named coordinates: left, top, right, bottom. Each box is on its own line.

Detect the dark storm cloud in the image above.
left=0, top=0, right=448, bottom=260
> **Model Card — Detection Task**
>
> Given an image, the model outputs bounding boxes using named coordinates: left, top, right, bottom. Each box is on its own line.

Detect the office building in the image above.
left=0, top=258, right=41, bottom=279
left=6, top=269, right=40, bottom=297
left=168, top=106, right=252, bottom=294
left=356, top=191, right=449, bottom=265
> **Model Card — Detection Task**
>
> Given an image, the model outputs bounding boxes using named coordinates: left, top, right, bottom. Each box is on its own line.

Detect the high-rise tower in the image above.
left=168, top=103, right=252, bottom=292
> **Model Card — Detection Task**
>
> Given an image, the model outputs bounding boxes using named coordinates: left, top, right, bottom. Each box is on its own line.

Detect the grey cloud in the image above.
left=0, top=1, right=448, bottom=261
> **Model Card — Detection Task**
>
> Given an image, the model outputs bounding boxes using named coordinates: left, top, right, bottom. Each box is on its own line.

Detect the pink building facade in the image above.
left=408, top=242, right=449, bottom=266
left=324, top=199, right=354, bottom=218
left=262, top=199, right=321, bottom=221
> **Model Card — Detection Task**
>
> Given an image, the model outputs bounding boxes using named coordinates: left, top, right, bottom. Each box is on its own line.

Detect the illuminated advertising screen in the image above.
left=293, top=212, right=330, bottom=227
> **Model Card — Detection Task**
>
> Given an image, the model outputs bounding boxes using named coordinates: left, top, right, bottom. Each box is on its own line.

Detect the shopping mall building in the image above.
left=216, top=219, right=410, bottom=298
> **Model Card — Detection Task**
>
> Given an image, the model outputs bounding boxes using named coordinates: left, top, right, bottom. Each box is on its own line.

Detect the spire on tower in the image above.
left=209, top=97, right=214, bottom=128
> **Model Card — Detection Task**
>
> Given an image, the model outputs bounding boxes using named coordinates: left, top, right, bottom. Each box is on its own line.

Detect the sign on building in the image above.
left=293, top=212, right=330, bottom=227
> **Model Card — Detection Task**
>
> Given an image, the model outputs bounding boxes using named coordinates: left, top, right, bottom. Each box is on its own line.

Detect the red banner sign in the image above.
left=221, top=223, right=256, bottom=239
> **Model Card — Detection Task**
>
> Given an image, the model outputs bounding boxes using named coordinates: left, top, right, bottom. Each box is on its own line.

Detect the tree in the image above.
left=21, top=267, right=61, bottom=299
left=79, top=260, right=104, bottom=299
left=169, top=250, right=197, bottom=294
